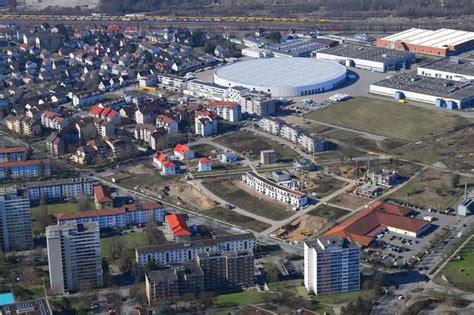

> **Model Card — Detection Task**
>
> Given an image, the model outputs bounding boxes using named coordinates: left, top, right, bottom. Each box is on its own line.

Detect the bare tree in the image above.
left=76, top=194, right=90, bottom=211
left=105, top=237, right=127, bottom=261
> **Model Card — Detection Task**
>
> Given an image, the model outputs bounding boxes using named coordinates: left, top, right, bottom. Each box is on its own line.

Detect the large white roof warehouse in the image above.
left=376, top=28, right=474, bottom=57
left=214, top=57, right=347, bottom=97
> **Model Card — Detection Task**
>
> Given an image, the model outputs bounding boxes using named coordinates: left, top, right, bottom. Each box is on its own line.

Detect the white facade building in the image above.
left=136, top=233, right=256, bottom=267
left=242, top=172, right=307, bottom=207
left=56, top=202, right=165, bottom=229
left=161, top=161, right=176, bottom=176
left=25, top=177, right=95, bottom=202
left=304, top=237, right=360, bottom=295
left=195, top=111, right=218, bottom=137
left=417, top=58, right=474, bottom=82
left=214, top=58, right=347, bottom=97
left=184, top=79, right=229, bottom=101
left=47, top=222, right=103, bottom=294
left=207, top=101, right=242, bottom=122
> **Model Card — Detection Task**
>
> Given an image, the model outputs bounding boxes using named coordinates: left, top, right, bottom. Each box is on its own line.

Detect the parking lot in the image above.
left=363, top=205, right=468, bottom=268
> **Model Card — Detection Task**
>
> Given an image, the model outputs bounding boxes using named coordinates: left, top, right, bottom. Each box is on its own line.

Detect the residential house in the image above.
left=198, top=158, right=212, bottom=172
left=156, top=114, right=178, bottom=134
left=161, top=161, right=176, bottom=176
left=94, top=185, right=113, bottom=209
left=174, top=143, right=194, bottom=160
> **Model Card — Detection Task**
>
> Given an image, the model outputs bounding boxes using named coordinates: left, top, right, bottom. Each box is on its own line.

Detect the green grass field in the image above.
left=305, top=97, right=469, bottom=141
left=436, top=237, right=474, bottom=292
left=202, top=177, right=292, bottom=221
left=214, top=291, right=277, bottom=307
left=203, top=207, right=271, bottom=232
left=100, top=231, right=147, bottom=262
left=214, top=131, right=299, bottom=162
left=30, top=200, right=95, bottom=235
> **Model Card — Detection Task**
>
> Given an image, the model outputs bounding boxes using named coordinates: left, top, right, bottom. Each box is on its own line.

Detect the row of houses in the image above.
left=259, top=117, right=331, bottom=154
left=242, top=171, right=308, bottom=207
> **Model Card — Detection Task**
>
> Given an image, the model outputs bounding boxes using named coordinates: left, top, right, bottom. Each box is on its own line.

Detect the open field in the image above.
left=307, top=204, right=350, bottom=221
left=190, top=143, right=219, bottom=158
left=214, top=131, right=299, bottom=162
left=305, top=97, right=469, bottom=141
left=203, top=207, right=271, bottom=232
left=305, top=174, right=348, bottom=198
left=393, top=126, right=474, bottom=172
left=202, top=177, right=292, bottom=221
left=329, top=193, right=370, bottom=210
left=435, top=237, right=474, bottom=292
left=387, top=168, right=474, bottom=210
left=325, top=129, right=407, bottom=154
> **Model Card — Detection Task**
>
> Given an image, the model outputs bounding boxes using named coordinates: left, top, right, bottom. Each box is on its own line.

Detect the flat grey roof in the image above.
left=318, top=43, right=414, bottom=63
left=214, top=57, right=346, bottom=88
left=372, top=73, right=474, bottom=100
left=137, top=233, right=255, bottom=255
left=419, top=58, right=474, bottom=77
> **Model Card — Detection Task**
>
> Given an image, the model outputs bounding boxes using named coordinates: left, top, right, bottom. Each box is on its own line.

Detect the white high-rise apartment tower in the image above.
left=46, top=221, right=103, bottom=295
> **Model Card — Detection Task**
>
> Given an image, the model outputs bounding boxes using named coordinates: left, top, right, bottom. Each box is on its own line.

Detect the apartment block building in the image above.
left=136, top=233, right=256, bottom=267
left=238, top=91, right=276, bottom=116
left=197, top=250, right=255, bottom=290
left=46, top=222, right=103, bottom=294
left=259, top=117, right=329, bottom=154
left=57, top=202, right=165, bottom=229
left=260, top=149, right=276, bottom=165
left=184, top=79, right=229, bottom=101
left=145, top=262, right=204, bottom=304
left=207, top=101, right=242, bottom=122
left=0, top=186, right=33, bottom=252
left=242, top=172, right=307, bottom=207
left=194, top=111, right=218, bottom=137
left=0, top=159, right=51, bottom=180
left=304, top=237, right=360, bottom=295
left=25, top=177, right=95, bottom=202
left=0, top=146, right=27, bottom=163
left=72, top=91, right=104, bottom=107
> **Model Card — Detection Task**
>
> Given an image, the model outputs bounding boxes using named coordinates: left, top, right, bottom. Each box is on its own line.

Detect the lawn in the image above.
left=387, top=168, right=474, bottom=210
left=435, top=237, right=474, bottom=292
left=305, top=97, right=469, bottom=141
left=203, top=207, right=271, bottom=232
left=100, top=231, right=147, bottom=261
left=214, top=131, right=299, bottom=162
left=308, top=204, right=350, bottom=221
left=202, top=177, right=292, bottom=221
left=214, top=291, right=277, bottom=307
left=30, top=200, right=95, bottom=235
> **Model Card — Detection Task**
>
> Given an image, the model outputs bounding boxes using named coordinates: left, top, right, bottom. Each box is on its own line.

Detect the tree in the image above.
left=37, top=194, right=53, bottom=232
left=451, top=173, right=460, bottom=188
left=38, top=161, right=45, bottom=179
left=154, top=299, right=171, bottom=314
left=76, top=194, right=90, bottom=211
left=105, top=237, right=127, bottom=261
left=145, top=213, right=163, bottom=245
left=4, top=168, right=12, bottom=180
